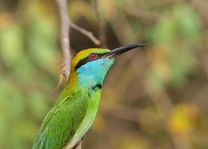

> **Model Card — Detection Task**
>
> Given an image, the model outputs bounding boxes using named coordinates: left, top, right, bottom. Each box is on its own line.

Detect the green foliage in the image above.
left=0, top=24, right=24, bottom=67
left=147, top=3, right=200, bottom=90
left=27, top=16, right=59, bottom=74
left=0, top=0, right=207, bottom=149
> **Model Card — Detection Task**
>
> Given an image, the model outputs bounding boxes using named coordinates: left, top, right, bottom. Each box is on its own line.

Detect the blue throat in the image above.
left=76, top=58, right=114, bottom=90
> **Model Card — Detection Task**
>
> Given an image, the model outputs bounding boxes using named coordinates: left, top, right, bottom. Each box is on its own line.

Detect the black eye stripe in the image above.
left=75, top=57, right=90, bottom=70
left=75, top=53, right=106, bottom=70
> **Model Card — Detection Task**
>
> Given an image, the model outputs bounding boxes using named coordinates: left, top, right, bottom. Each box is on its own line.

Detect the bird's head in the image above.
left=69, top=44, right=144, bottom=89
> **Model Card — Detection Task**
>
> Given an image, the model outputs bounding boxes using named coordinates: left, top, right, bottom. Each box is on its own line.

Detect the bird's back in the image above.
left=32, top=88, right=89, bottom=149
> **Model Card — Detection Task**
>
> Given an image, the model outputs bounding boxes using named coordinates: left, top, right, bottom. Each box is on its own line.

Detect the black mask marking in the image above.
left=75, top=53, right=106, bottom=70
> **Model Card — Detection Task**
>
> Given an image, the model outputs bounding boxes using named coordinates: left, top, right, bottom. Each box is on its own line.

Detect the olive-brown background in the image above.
left=0, top=0, right=207, bottom=149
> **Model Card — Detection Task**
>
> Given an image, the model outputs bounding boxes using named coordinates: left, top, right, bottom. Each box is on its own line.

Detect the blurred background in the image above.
left=0, top=0, right=208, bottom=149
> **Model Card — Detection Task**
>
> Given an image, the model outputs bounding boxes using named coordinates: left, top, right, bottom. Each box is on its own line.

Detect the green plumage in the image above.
left=32, top=44, right=142, bottom=149
left=33, top=87, right=87, bottom=149
left=33, top=85, right=101, bottom=149
left=33, top=48, right=112, bottom=149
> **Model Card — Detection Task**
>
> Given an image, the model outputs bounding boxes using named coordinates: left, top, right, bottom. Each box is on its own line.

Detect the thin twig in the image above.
left=55, top=1, right=99, bottom=148
left=71, top=22, right=100, bottom=45
left=56, top=2, right=83, bottom=149
left=56, top=0, right=71, bottom=79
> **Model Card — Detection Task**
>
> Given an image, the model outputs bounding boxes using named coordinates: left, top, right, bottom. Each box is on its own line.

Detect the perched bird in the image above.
left=32, top=44, right=144, bottom=149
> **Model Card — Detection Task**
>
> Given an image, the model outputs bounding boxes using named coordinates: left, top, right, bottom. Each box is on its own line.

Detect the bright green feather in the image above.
left=32, top=44, right=142, bottom=149
left=32, top=87, right=88, bottom=149
left=32, top=48, right=114, bottom=149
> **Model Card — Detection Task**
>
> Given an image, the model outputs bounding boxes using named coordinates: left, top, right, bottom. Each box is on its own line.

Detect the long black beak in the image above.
left=105, top=43, right=144, bottom=58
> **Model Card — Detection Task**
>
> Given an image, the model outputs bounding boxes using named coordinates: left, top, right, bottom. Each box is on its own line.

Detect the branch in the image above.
left=71, top=23, right=100, bottom=45
left=56, top=0, right=71, bottom=79
left=56, top=1, right=97, bottom=148
left=56, top=2, right=83, bottom=149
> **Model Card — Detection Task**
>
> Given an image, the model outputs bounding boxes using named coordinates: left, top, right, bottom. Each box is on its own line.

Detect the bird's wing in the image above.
left=32, top=89, right=88, bottom=149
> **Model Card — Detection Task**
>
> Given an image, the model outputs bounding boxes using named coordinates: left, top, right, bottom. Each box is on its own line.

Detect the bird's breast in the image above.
left=65, top=90, right=101, bottom=148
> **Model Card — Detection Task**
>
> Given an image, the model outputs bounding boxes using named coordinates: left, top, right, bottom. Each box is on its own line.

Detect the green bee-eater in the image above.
left=32, top=44, right=144, bottom=149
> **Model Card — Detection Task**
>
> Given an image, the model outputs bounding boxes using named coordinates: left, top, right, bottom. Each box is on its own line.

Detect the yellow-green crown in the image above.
left=71, top=48, right=110, bottom=70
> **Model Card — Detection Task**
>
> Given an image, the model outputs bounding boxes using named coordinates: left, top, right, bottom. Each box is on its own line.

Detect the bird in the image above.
left=32, top=43, right=144, bottom=149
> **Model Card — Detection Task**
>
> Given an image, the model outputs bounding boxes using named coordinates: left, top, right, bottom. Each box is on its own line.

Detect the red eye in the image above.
left=88, top=53, right=97, bottom=60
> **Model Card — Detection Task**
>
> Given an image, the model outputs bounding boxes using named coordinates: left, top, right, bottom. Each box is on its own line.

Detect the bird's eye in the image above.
left=88, top=53, right=98, bottom=60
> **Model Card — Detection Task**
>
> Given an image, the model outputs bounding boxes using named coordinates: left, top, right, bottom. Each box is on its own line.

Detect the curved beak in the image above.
left=105, top=43, right=144, bottom=58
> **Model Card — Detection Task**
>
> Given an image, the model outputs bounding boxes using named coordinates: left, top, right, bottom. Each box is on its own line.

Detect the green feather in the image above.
left=32, top=88, right=89, bottom=149
left=32, top=45, right=141, bottom=149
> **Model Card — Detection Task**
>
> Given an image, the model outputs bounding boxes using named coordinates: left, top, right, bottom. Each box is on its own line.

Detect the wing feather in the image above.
left=32, top=89, right=88, bottom=149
